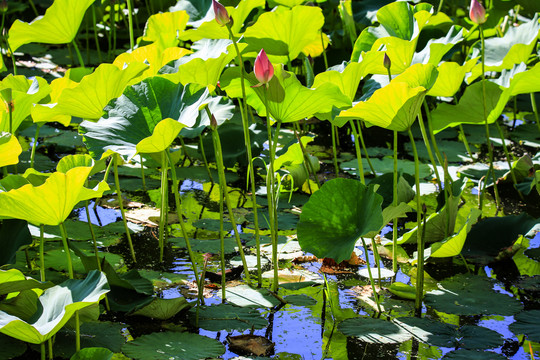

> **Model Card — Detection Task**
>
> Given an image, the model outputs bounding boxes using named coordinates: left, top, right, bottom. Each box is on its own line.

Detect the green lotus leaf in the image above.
left=159, top=39, right=247, bottom=92
left=122, top=332, right=225, bottom=360
left=136, top=119, right=185, bottom=154
left=429, top=209, right=482, bottom=258
left=56, top=63, right=148, bottom=121
left=130, top=297, right=191, bottom=320
left=178, top=0, right=265, bottom=42
left=313, top=62, right=368, bottom=103
left=191, top=304, right=268, bottom=331
left=468, top=14, right=540, bottom=82
left=113, top=44, right=190, bottom=84
left=0, top=166, right=108, bottom=226
left=7, top=0, right=95, bottom=52
left=412, top=26, right=463, bottom=65
left=0, top=269, right=52, bottom=296
left=169, top=0, right=211, bottom=25
left=0, top=270, right=109, bottom=344
left=351, top=2, right=432, bottom=73
left=31, top=76, right=77, bottom=127
left=396, top=317, right=504, bottom=349
left=430, top=80, right=502, bottom=133
left=80, top=77, right=232, bottom=160
left=338, top=64, right=437, bottom=131
left=142, top=10, right=189, bottom=49
left=70, top=347, right=113, bottom=360
left=427, top=59, right=476, bottom=97
left=442, top=349, right=507, bottom=360
left=0, top=75, right=51, bottom=133
left=297, top=178, right=383, bottom=263
left=244, top=5, right=325, bottom=62
left=222, top=284, right=282, bottom=308
left=338, top=317, right=413, bottom=344
left=424, top=273, right=522, bottom=316
left=0, top=133, right=21, bottom=167
left=509, top=309, right=540, bottom=342
left=245, top=65, right=351, bottom=123
left=0, top=220, right=33, bottom=267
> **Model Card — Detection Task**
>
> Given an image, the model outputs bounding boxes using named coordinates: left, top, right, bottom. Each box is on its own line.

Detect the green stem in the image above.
left=166, top=150, right=199, bottom=280
left=495, top=121, right=523, bottom=199
left=198, top=135, right=214, bottom=185
left=59, top=222, right=74, bottom=279
left=40, top=342, right=45, bottom=360
left=226, top=24, right=262, bottom=285
left=392, top=130, right=398, bottom=273
left=113, top=155, right=136, bottom=262
left=39, top=224, right=45, bottom=281
left=417, top=107, right=442, bottom=190
left=110, top=0, right=117, bottom=59
left=30, top=124, right=41, bottom=169
left=357, top=120, right=377, bottom=177
left=360, top=237, right=382, bottom=313
left=139, top=154, right=146, bottom=191
left=458, top=124, right=475, bottom=161
left=408, top=128, right=424, bottom=316
left=159, top=151, right=168, bottom=262
left=91, top=5, right=103, bottom=63
left=47, top=339, right=53, bottom=360
left=71, top=40, right=85, bottom=68
left=320, top=31, right=328, bottom=70
left=294, top=124, right=321, bottom=188
left=126, top=0, right=134, bottom=50
left=423, top=100, right=445, bottom=168
left=479, top=26, right=501, bottom=211
left=218, top=173, right=226, bottom=301
left=530, top=93, right=540, bottom=133
left=331, top=124, right=339, bottom=176
left=75, top=311, right=80, bottom=351
left=348, top=120, right=365, bottom=184
left=28, top=0, right=39, bottom=16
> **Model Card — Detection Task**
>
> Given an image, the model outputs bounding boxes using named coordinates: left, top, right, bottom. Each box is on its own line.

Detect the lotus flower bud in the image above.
left=252, top=49, right=274, bottom=88
left=212, top=0, right=231, bottom=27
left=469, top=0, right=486, bottom=25
left=383, top=53, right=391, bottom=70
left=0, top=1, right=7, bottom=13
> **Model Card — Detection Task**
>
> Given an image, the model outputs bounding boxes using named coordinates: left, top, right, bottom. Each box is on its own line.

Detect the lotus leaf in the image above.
left=244, top=5, right=325, bottom=63
left=509, top=309, right=540, bottom=342
left=136, top=119, right=185, bottom=154
left=442, top=349, right=507, bottom=359
left=222, top=284, right=282, bottom=308
left=427, top=59, right=477, bottom=97
left=0, top=270, right=109, bottom=344
left=121, top=331, right=225, bottom=360
left=70, top=347, right=113, bottom=360
left=7, top=0, right=95, bottom=51
left=142, top=10, right=189, bottom=49
left=297, top=178, right=383, bottom=263
left=0, top=133, right=21, bottom=167
left=338, top=317, right=413, bottom=344
left=131, top=297, right=190, bottom=320
left=31, top=75, right=78, bottom=126
left=412, top=26, right=464, bottom=65
left=191, top=304, right=267, bottom=331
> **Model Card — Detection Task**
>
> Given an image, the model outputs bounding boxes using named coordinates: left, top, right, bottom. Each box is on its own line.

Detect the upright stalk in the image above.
left=158, top=151, right=169, bottom=262
left=331, top=125, right=339, bottom=176
left=59, top=222, right=74, bottom=279
left=495, top=121, right=523, bottom=199
left=91, top=5, right=103, bottom=63
left=392, top=130, right=398, bottom=273
left=71, top=40, right=85, bottom=68
left=218, top=172, right=226, bottom=301
left=198, top=135, right=214, bottom=184
left=531, top=93, right=540, bottom=132
left=356, top=121, right=377, bottom=176
left=39, top=224, right=45, bottom=281
left=360, top=237, right=382, bottom=313
left=126, top=0, right=134, bottom=50
left=479, top=26, right=501, bottom=211
left=113, top=155, right=136, bottom=262
left=30, top=124, right=42, bottom=169
left=225, top=24, right=262, bottom=286
left=408, top=128, right=424, bottom=316
left=349, top=120, right=365, bottom=184
left=417, top=109, right=442, bottom=190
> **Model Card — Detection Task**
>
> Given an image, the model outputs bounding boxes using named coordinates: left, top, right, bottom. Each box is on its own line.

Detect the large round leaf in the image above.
left=122, top=332, right=225, bottom=360
left=338, top=317, right=413, bottom=344
left=80, top=77, right=233, bottom=161
left=297, top=178, right=383, bottom=263
left=191, top=304, right=268, bottom=331
left=0, top=133, right=21, bottom=167
left=509, top=310, right=540, bottom=342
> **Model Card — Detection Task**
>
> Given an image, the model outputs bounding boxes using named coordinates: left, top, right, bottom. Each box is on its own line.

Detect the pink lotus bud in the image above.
left=469, top=0, right=486, bottom=25
left=383, top=53, right=391, bottom=70
left=212, top=0, right=231, bottom=26
left=252, top=49, right=274, bottom=88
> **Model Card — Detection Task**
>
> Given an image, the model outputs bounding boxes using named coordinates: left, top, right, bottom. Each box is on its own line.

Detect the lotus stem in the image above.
left=293, top=124, right=321, bottom=189
left=126, top=0, right=134, bottom=51
left=198, top=135, right=214, bottom=184
left=331, top=124, right=339, bottom=176
left=39, top=224, right=45, bottom=281
left=47, top=339, right=52, bottom=360
left=458, top=124, right=475, bottom=161
left=40, top=342, right=45, bottom=360
left=110, top=0, right=117, bottom=60
left=139, top=154, right=146, bottom=191
left=348, top=120, right=365, bottom=184
left=226, top=24, right=262, bottom=287
left=71, top=40, right=85, bottom=68
left=392, top=130, right=398, bottom=273
left=206, top=107, right=251, bottom=283
left=495, top=121, right=524, bottom=199
left=218, top=175, right=226, bottom=301
left=408, top=128, right=424, bottom=317
left=530, top=93, right=540, bottom=132
left=30, top=124, right=41, bottom=169
left=91, top=5, right=103, bottom=63
left=417, top=106, right=442, bottom=190
left=478, top=26, right=501, bottom=211
left=360, top=237, right=382, bottom=313
left=321, top=32, right=329, bottom=70
left=158, top=151, right=169, bottom=262
left=423, top=101, right=445, bottom=169
left=113, top=155, right=136, bottom=262
left=166, top=149, right=199, bottom=280
left=59, top=222, right=74, bottom=279
left=75, top=311, right=80, bottom=351
left=356, top=121, right=377, bottom=177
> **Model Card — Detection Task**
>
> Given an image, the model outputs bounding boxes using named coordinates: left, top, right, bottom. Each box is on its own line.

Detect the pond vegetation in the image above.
left=0, top=0, right=540, bottom=359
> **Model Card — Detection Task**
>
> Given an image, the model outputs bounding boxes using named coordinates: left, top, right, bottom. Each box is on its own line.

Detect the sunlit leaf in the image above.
left=412, top=26, right=463, bottom=65
left=31, top=76, right=78, bottom=126
left=427, top=59, right=476, bottom=97
left=430, top=208, right=482, bottom=258
left=136, top=118, right=185, bottom=154
left=8, top=0, right=95, bottom=51
left=142, top=10, right=190, bottom=49
left=0, top=133, right=22, bottom=167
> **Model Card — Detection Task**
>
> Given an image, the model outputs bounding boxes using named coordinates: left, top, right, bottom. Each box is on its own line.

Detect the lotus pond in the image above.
left=1, top=0, right=540, bottom=359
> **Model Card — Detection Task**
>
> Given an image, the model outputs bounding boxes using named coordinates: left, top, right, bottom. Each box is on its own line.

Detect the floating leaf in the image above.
left=223, top=285, right=282, bottom=308
left=131, top=297, right=190, bottom=320
left=0, top=271, right=109, bottom=344
left=430, top=209, right=482, bottom=258
left=442, top=349, right=507, bottom=359
left=70, top=347, right=113, bottom=360
left=297, top=178, right=383, bottom=263
left=191, top=304, right=268, bottom=331
left=8, top=0, right=95, bottom=51
left=122, top=332, right=225, bottom=360
left=338, top=317, right=413, bottom=344
left=509, top=309, right=540, bottom=342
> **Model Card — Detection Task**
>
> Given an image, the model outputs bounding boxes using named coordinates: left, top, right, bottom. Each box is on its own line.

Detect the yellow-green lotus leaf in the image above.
left=428, top=59, right=476, bottom=97
left=8, top=0, right=95, bottom=52
left=136, top=118, right=185, bottom=154
left=31, top=76, right=78, bottom=126
left=0, top=166, right=109, bottom=226
left=0, top=133, right=22, bottom=167
left=313, top=62, right=368, bottom=102
left=113, top=44, right=191, bottom=84
left=56, top=63, right=148, bottom=121
left=142, top=10, right=189, bottom=50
